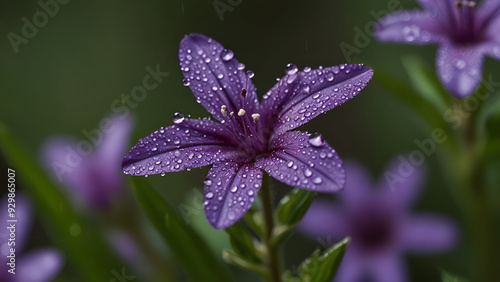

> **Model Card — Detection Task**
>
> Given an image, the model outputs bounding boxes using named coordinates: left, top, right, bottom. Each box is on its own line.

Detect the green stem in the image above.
left=259, top=174, right=283, bottom=282
left=456, top=117, right=499, bottom=282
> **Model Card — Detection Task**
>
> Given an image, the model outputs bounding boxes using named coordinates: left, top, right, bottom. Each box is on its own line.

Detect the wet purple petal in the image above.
left=262, top=64, right=373, bottom=136
left=437, top=42, right=485, bottom=98
left=255, top=131, right=345, bottom=192
left=375, top=10, right=444, bottom=44
left=203, top=162, right=262, bottom=229
left=16, top=249, right=64, bottom=282
left=298, top=200, right=347, bottom=238
left=179, top=33, right=259, bottom=122
left=122, top=119, right=246, bottom=176
left=399, top=215, right=458, bottom=253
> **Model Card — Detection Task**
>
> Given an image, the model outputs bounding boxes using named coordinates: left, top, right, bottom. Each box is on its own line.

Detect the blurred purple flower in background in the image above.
left=376, top=0, right=500, bottom=98
left=42, top=115, right=133, bottom=210
left=299, top=159, right=458, bottom=282
left=0, top=194, right=63, bottom=282
left=122, top=33, right=374, bottom=229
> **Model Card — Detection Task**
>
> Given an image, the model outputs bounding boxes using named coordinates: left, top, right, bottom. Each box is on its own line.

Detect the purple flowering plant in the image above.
left=376, top=0, right=500, bottom=98
left=299, top=160, right=458, bottom=282
left=122, top=33, right=373, bottom=279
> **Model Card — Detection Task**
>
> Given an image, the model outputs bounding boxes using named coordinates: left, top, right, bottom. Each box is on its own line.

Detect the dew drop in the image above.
left=173, top=136, right=181, bottom=145
left=206, top=192, right=214, bottom=199
left=246, top=70, right=255, bottom=78
left=172, top=112, right=185, bottom=124
left=221, top=49, right=234, bottom=61
left=304, top=168, right=312, bottom=177
left=313, top=177, right=322, bottom=184
left=308, top=132, right=325, bottom=147
left=285, top=63, right=298, bottom=75
left=182, top=78, right=190, bottom=86
left=230, top=186, right=238, bottom=193
left=204, top=178, right=213, bottom=186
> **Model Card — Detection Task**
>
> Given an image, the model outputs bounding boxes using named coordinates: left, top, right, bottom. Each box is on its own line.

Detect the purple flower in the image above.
left=0, top=194, right=64, bottom=282
left=376, top=0, right=500, bottom=98
left=42, top=115, right=133, bottom=210
left=122, top=33, right=373, bottom=229
left=298, top=159, right=458, bottom=282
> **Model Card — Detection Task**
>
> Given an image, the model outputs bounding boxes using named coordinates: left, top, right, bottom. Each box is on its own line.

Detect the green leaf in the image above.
left=401, top=55, right=452, bottom=113
left=441, top=270, right=469, bottom=282
left=297, top=237, right=350, bottom=282
left=225, top=222, right=261, bottom=263
left=271, top=189, right=316, bottom=246
left=276, top=188, right=316, bottom=228
left=129, top=176, right=233, bottom=282
left=0, top=122, right=121, bottom=281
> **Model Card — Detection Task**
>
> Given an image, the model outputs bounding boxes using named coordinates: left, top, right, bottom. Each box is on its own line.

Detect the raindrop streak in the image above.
left=172, top=112, right=185, bottom=124
left=308, top=133, right=325, bottom=147
left=221, top=49, right=234, bottom=61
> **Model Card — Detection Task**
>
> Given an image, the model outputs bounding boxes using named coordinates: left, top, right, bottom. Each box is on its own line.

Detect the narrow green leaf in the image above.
left=276, top=188, right=316, bottom=228
left=441, top=270, right=469, bottom=282
left=225, top=222, right=261, bottom=263
left=402, top=55, right=452, bottom=113
left=129, top=176, right=233, bottom=282
left=298, top=237, right=350, bottom=282
left=0, top=122, right=121, bottom=281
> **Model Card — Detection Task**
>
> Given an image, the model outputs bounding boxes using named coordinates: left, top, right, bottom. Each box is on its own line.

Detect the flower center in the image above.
left=450, top=0, right=480, bottom=44
left=349, top=206, right=394, bottom=252
left=220, top=88, right=267, bottom=158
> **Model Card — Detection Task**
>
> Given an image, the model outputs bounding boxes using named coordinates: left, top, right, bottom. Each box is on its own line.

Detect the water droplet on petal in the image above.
left=206, top=192, right=214, bottom=199
left=308, top=133, right=325, bottom=147
left=230, top=186, right=238, bottom=193
left=304, top=168, right=312, bottom=177
left=313, top=177, right=322, bottom=184
left=221, top=49, right=234, bottom=61
left=172, top=112, right=185, bottom=124
left=182, top=78, right=190, bottom=86
left=285, top=63, right=298, bottom=75
left=204, top=178, right=213, bottom=186
left=246, top=70, right=255, bottom=78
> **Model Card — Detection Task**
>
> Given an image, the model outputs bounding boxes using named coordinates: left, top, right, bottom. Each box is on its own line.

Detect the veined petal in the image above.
left=122, top=119, right=245, bottom=176
left=16, top=249, right=64, bottom=282
left=203, top=162, right=262, bottom=229
left=255, top=131, right=345, bottom=192
left=179, top=34, right=259, bottom=122
left=399, top=215, right=458, bottom=253
left=262, top=64, right=373, bottom=136
left=375, top=10, right=444, bottom=44
left=436, top=42, right=485, bottom=98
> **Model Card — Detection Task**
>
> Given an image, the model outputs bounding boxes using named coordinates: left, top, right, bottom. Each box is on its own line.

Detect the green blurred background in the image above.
left=3, top=0, right=496, bottom=281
